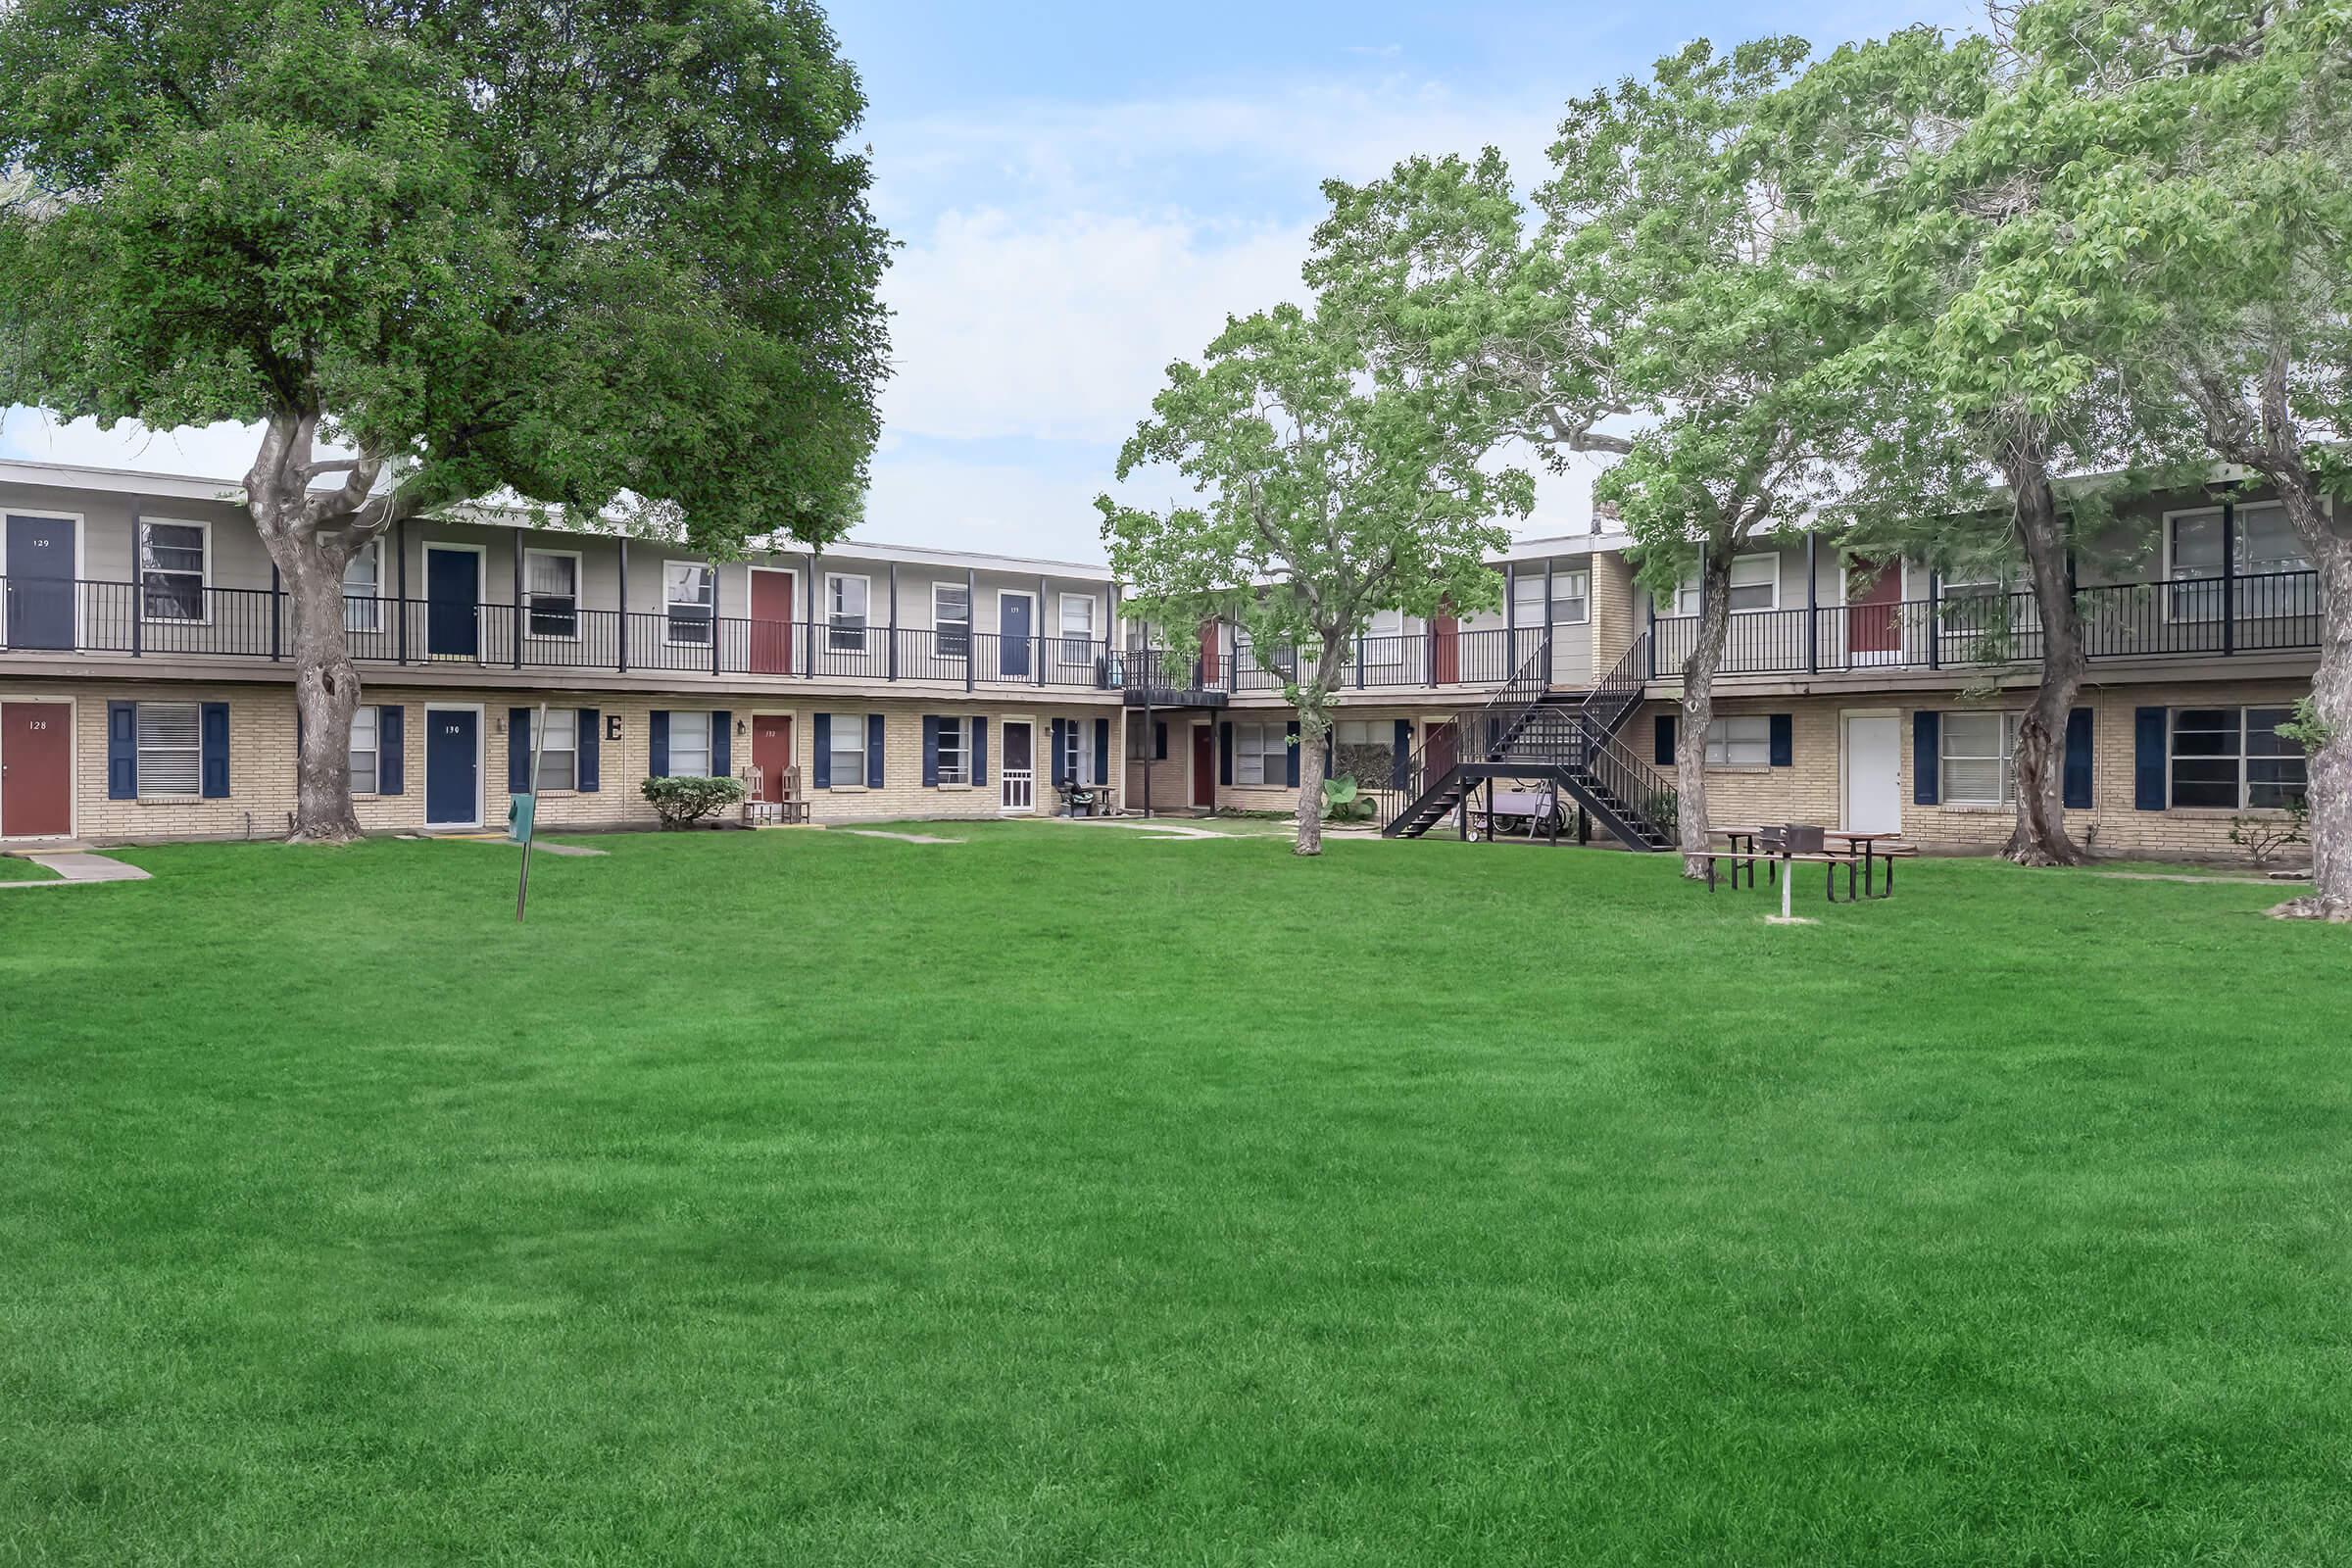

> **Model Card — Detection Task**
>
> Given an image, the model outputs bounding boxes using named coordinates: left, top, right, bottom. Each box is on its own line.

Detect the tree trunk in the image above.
left=246, top=417, right=376, bottom=845
left=2260, top=468, right=2352, bottom=919
left=1996, top=438, right=2087, bottom=867
left=1676, top=549, right=1734, bottom=880
left=1292, top=634, right=1348, bottom=857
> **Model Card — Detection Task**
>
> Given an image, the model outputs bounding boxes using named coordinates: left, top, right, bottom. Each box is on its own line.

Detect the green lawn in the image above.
left=4, top=827, right=2348, bottom=1565
left=0, top=854, right=59, bottom=882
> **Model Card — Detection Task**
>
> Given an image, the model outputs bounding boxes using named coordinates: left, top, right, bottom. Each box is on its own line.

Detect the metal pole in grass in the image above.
left=514, top=701, right=548, bottom=923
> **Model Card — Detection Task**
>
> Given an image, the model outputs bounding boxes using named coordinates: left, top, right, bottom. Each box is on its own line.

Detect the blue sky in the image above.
left=0, top=0, right=1973, bottom=563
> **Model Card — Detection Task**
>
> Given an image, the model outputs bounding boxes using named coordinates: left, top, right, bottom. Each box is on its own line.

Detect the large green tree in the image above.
left=1318, top=38, right=1851, bottom=877
left=0, top=0, right=889, bottom=841
left=2078, top=0, right=2352, bottom=917
left=1096, top=302, right=1528, bottom=856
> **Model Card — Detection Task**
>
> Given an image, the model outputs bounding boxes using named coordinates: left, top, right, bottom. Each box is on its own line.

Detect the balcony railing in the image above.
left=1232, top=626, right=1549, bottom=691
left=1647, top=570, right=2323, bottom=678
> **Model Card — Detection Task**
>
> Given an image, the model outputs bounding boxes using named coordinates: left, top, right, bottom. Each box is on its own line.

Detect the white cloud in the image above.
left=882, top=209, right=1309, bottom=446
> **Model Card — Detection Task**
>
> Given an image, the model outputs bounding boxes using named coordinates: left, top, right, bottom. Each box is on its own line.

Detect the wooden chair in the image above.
left=743, top=765, right=810, bottom=826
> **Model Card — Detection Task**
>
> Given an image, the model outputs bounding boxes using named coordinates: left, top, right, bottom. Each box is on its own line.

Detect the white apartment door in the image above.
left=1843, top=713, right=1902, bottom=834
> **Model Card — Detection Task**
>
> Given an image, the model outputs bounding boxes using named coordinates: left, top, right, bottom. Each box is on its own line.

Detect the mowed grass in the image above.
left=0, top=855, right=59, bottom=882
left=3, top=826, right=2349, bottom=1566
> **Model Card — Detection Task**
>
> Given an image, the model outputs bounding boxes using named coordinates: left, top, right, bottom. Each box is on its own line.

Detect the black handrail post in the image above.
left=807, top=548, right=821, bottom=679
left=1928, top=569, right=1941, bottom=670
left=964, top=565, right=976, bottom=694
left=616, top=536, right=629, bottom=672
left=1037, top=574, right=1048, bottom=687
left=1355, top=629, right=1365, bottom=689
left=270, top=565, right=281, bottom=661
left=710, top=564, right=722, bottom=676
left=1543, top=559, right=1555, bottom=686
left=2221, top=495, right=2237, bottom=658
left=888, top=561, right=899, bottom=680
left=130, top=576, right=142, bottom=659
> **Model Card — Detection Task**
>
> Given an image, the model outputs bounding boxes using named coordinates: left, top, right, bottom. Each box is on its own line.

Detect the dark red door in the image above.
left=2, top=701, right=73, bottom=838
left=750, top=570, right=794, bottom=674
left=751, top=713, right=794, bottom=804
left=1432, top=611, right=1459, bottom=683
left=1198, top=617, right=1219, bottom=685
left=1425, top=719, right=1457, bottom=782
left=1847, top=560, right=1903, bottom=661
left=1192, top=725, right=1215, bottom=808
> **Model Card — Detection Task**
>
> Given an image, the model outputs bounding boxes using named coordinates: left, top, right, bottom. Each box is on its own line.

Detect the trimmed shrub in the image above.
left=642, top=774, right=746, bottom=829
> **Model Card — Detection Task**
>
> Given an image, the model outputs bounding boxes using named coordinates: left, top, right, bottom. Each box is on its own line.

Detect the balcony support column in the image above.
left=616, top=537, right=628, bottom=672
left=888, top=561, right=899, bottom=680
left=270, top=565, right=281, bottom=662
left=1929, top=569, right=1941, bottom=670
left=2221, top=495, right=2237, bottom=658
left=1805, top=534, right=1818, bottom=675
left=965, top=566, right=976, bottom=694
left=513, top=530, right=525, bottom=670
left=807, top=550, right=820, bottom=679
left=1037, top=574, right=1049, bottom=687
left=396, top=517, right=409, bottom=665
left=1543, top=560, right=1555, bottom=686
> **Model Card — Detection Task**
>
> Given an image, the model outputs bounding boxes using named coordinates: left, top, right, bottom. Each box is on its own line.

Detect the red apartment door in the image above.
left=751, top=713, right=794, bottom=804
left=1432, top=611, right=1460, bottom=683
left=1847, top=560, right=1903, bottom=662
left=750, top=569, right=794, bottom=674
left=1192, top=724, right=1215, bottom=808
left=1, top=701, right=73, bottom=838
left=1199, top=617, right=1220, bottom=685
left=1424, top=719, right=1457, bottom=782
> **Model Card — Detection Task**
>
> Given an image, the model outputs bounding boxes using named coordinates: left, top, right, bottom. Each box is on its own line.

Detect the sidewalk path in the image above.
left=0, top=851, right=151, bottom=888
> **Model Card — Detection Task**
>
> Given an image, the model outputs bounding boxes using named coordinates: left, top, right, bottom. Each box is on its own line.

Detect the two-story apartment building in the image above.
left=0, top=458, right=2319, bottom=858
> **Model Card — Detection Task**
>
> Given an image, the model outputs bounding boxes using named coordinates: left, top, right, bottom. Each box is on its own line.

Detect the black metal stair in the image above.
left=1377, top=633, right=1676, bottom=851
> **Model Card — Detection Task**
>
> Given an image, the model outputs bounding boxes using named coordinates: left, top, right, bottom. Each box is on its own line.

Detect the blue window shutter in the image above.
left=1394, top=719, right=1410, bottom=785
left=197, top=703, right=230, bottom=799
left=922, top=716, right=940, bottom=786
left=107, top=701, right=137, bottom=799
left=1286, top=718, right=1300, bottom=787
left=2063, top=708, right=2093, bottom=809
left=574, top=708, right=598, bottom=793
left=1049, top=718, right=1067, bottom=784
left=2134, top=707, right=2167, bottom=810
left=972, top=717, right=988, bottom=785
left=377, top=706, right=405, bottom=796
left=1219, top=722, right=1233, bottom=785
left=810, top=712, right=829, bottom=789
left=508, top=708, right=533, bottom=793
left=1653, top=712, right=1675, bottom=767
left=1913, top=711, right=1940, bottom=806
left=1094, top=717, right=1109, bottom=783
left=865, top=713, right=884, bottom=788
left=650, top=710, right=670, bottom=777
left=1154, top=720, right=1167, bottom=760
left=712, top=710, right=731, bottom=777
left=1768, top=713, right=1793, bottom=768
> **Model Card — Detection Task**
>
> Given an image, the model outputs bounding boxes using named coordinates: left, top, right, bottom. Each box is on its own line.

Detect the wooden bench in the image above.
left=1705, top=826, right=1919, bottom=903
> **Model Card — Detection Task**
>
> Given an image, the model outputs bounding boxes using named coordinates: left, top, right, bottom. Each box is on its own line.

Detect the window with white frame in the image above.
left=827, top=712, right=864, bottom=784
left=1060, top=720, right=1090, bottom=785
left=1236, top=721, right=1286, bottom=786
left=349, top=705, right=380, bottom=794
left=933, top=583, right=970, bottom=658
left=1058, top=593, right=1097, bottom=662
left=937, top=716, right=969, bottom=784
left=536, top=708, right=578, bottom=791
left=1703, top=714, right=1772, bottom=768
left=525, top=551, right=580, bottom=639
left=664, top=563, right=714, bottom=645
left=2169, top=504, right=2316, bottom=620
left=1673, top=553, right=1780, bottom=615
left=1941, top=710, right=2022, bottom=806
left=667, top=710, right=712, bottom=777
left=136, top=702, right=202, bottom=797
left=1335, top=718, right=1395, bottom=789
left=1514, top=568, right=1592, bottom=627
left=827, top=573, right=869, bottom=652
left=343, top=538, right=383, bottom=633
left=2171, top=706, right=2306, bottom=809
left=1938, top=566, right=2031, bottom=644
left=139, top=520, right=208, bottom=621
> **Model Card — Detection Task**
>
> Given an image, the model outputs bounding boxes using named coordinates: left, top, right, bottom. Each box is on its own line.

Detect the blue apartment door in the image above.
left=425, top=547, right=479, bottom=659
left=5, top=514, right=75, bottom=650
left=1000, top=593, right=1032, bottom=677
left=424, top=709, right=480, bottom=827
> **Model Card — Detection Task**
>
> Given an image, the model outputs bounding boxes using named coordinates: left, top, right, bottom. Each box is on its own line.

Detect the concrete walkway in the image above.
left=0, top=850, right=152, bottom=888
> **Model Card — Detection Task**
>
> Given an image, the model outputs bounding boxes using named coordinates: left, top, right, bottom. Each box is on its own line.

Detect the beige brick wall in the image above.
left=1639, top=676, right=2314, bottom=860
left=1591, top=552, right=1640, bottom=681
left=7, top=677, right=1128, bottom=844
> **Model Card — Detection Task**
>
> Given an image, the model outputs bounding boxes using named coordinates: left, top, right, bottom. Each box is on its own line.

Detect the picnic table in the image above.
left=1705, top=825, right=1916, bottom=903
